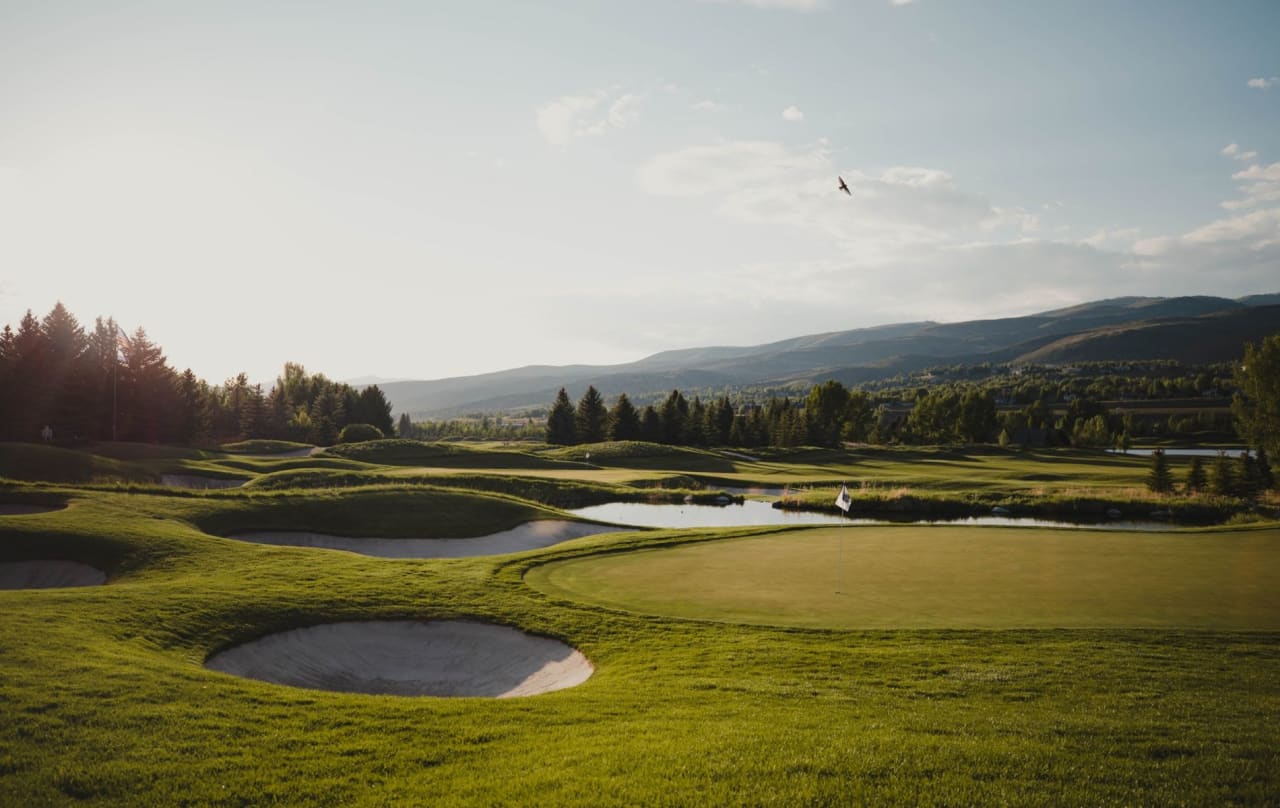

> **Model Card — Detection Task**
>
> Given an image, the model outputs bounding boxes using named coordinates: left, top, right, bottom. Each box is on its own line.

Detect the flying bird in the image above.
left=837, top=176, right=851, bottom=196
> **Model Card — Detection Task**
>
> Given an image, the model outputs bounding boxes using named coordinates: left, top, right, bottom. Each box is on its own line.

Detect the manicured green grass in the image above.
left=527, top=524, right=1280, bottom=630
left=0, top=444, right=1277, bottom=804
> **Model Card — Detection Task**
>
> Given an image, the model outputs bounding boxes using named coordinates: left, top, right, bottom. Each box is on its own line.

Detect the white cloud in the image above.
left=1247, top=77, right=1278, bottom=90
left=692, top=99, right=725, bottom=112
left=1221, top=143, right=1258, bottom=162
left=1223, top=160, right=1280, bottom=210
left=782, top=105, right=805, bottom=122
left=637, top=140, right=1011, bottom=264
left=536, top=89, right=642, bottom=146
left=891, top=0, right=915, bottom=5
left=700, top=0, right=826, bottom=10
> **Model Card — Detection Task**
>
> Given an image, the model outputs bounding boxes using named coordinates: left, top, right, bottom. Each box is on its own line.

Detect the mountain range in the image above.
left=379, top=294, right=1280, bottom=418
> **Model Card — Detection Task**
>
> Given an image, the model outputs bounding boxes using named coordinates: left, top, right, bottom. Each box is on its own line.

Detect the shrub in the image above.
left=338, top=423, right=384, bottom=444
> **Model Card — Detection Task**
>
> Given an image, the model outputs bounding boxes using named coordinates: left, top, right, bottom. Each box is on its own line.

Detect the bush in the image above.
left=338, top=423, right=384, bottom=444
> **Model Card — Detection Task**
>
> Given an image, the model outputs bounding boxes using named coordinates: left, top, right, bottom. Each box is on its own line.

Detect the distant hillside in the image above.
left=1014, top=305, right=1280, bottom=364
left=378, top=294, right=1280, bottom=417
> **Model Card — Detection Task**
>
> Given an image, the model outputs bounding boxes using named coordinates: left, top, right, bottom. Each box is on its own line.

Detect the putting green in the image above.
left=526, top=525, right=1280, bottom=630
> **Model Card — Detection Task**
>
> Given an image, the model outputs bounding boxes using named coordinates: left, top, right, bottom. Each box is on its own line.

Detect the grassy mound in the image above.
left=0, top=443, right=157, bottom=485
left=547, top=441, right=738, bottom=472
left=325, top=439, right=578, bottom=469
left=190, top=487, right=564, bottom=539
left=219, top=440, right=314, bottom=454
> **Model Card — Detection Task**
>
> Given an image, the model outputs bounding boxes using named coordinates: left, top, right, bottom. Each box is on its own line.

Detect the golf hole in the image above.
left=0, top=560, right=107, bottom=590
left=205, top=620, right=593, bottom=697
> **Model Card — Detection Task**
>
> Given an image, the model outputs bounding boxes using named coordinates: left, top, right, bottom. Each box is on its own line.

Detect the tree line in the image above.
left=0, top=303, right=394, bottom=445
left=542, top=332, right=1278, bottom=455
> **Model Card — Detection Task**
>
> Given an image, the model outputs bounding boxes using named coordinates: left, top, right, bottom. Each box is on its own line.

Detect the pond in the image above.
left=1107, top=448, right=1248, bottom=457
left=567, top=501, right=1176, bottom=531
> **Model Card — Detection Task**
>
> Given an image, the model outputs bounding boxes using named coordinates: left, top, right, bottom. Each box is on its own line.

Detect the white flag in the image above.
left=835, top=483, right=852, bottom=513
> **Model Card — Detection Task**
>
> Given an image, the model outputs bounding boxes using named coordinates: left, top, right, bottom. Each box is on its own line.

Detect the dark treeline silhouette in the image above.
left=542, top=378, right=1246, bottom=451
left=0, top=303, right=394, bottom=445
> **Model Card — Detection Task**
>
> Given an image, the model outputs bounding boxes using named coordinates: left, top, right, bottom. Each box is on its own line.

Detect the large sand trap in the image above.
left=229, top=519, right=621, bottom=558
left=0, top=560, right=106, bottom=590
left=160, top=474, right=247, bottom=489
left=0, top=504, right=65, bottom=516
left=205, top=620, right=593, bottom=697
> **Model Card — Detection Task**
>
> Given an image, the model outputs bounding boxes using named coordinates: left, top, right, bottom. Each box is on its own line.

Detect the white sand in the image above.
left=160, top=474, right=247, bottom=489
left=230, top=519, right=621, bottom=558
left=0, top=504, right=64, bottom=515
left=0, top=560, right=106, bottom=589
left=205, top=620, right=593, bottom=697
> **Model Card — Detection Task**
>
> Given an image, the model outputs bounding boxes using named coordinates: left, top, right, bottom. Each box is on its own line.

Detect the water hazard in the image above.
left=568, top=500, right=1175, bottom=531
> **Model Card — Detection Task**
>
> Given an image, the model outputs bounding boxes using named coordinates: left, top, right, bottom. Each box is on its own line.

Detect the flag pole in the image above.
left=834, top=481, right=852, bottom=595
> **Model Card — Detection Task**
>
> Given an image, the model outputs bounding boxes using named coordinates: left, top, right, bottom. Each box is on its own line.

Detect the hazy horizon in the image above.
left=3, top=1, right=1278, bottom=387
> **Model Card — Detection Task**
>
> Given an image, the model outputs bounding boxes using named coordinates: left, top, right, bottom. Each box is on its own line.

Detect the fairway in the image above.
left=527, top=525, right=1280, bottom=630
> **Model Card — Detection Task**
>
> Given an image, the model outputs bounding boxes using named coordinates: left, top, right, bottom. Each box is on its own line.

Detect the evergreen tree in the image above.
left=574, top=386, right=608, bottom=444
left=1232, top=334, right=1280, bottom=457
left=607, top=394, right=641, bottom=441
left=398, top=412, right=414, bottom=438
left=710, top=396, right=735, bottom=446
left=805, top=380, right=849, bottom=447
left=1257, top=448, right=1274, bottom=490
left=658, top=390, right=688, bottom=445
left=1210, top=450, right=1235, bottom=496
left=1236, top=451, right=1260, bottom=499
left=639, top=405, right=662, bottom=443
left=354, top=385, right=395, bottom=437
left=1185, top=456, right=1207, bottom=494
left=546, top=388, right=576, bottom=445
left=1146, top=448, right=1173, bottom=494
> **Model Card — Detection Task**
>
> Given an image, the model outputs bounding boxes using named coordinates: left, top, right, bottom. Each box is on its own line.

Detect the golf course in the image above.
left=1, top=438, right=1277, bottom=804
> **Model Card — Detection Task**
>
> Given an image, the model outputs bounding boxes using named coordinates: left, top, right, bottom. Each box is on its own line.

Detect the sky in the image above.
left=2, top=0, right=1278, bottom=387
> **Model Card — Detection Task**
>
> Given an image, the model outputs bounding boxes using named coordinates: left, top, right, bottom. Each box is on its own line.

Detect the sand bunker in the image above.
left=0, top=560, right=106, bottom=590
left=0, top=504, right=65, bottom=516
left=205, top=620, right=592, bottom=697
left=160, top=474, right=247, bottom=489
left=229, top=519, right=621, bottom=558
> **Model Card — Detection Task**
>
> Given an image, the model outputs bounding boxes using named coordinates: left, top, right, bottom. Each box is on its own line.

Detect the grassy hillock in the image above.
left=189, top=487, right=563, bottom=539
left=324, top=439, right=580, bottom=469
left=547, top=441, right=739, bottom=472
left=0, top=443, right=157, bottom=485
left=219, top=439, right=314, bottom=454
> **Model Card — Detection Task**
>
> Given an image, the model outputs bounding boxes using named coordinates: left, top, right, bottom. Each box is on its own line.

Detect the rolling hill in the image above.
left=378, top=295, right=1280, bottom=417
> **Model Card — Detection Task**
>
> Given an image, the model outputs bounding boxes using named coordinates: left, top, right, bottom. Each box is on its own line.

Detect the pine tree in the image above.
left=546, top=388, right=576, bottom=445
left=1257, top=448, right=1274, bottom=491
left=1236, top=451, right=1260, bottom=499
left=398, top=412, right=414, bottom=438
left=1210, top=450, right=1235, bottom=496
left=639, top=405, right=662, bottom=443
left=1232, top=334, right=1280, bottom=457
left=1185, top=456, right=1207, bottom=494
left=659, top=390, right=688, bottom=445
left=607, top=394, right=640, bottom=441
left=1147, top=448, right=1173, bottom=494
left=574, top=386, right=608, bottom=444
